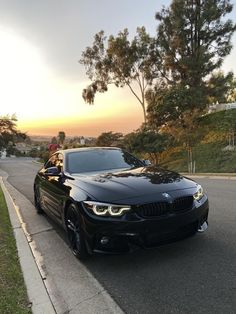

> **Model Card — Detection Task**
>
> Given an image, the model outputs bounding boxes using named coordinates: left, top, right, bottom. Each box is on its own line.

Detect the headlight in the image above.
left=193, top=185, right=204, bottom=201
left=83, top=201, right=131, bottom=217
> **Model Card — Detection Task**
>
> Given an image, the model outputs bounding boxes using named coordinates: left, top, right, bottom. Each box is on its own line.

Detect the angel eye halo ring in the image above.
left=83, top=201, right=131, bottom=217
left=193, top=185, right=204, bottom=201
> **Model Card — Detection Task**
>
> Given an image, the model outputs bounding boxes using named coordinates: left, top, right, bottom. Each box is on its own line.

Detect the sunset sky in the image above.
left=0, top=0, right=236, bottom=137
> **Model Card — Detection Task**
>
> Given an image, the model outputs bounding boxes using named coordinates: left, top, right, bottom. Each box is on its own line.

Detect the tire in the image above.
left=34, top=187, right=44, bottom=215
left=66, top=203, right=89, bottom=260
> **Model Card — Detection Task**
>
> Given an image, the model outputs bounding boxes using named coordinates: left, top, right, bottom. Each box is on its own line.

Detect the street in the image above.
left=0, top=158, right=236, bottom=314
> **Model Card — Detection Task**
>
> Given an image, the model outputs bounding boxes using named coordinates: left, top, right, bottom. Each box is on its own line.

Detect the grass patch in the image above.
left=0, top=186, right=31, bottom=314
left=161, top=142, right=236, bottom=173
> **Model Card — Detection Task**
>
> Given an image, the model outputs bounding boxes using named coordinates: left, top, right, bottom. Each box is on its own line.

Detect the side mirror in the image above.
left=44, top=166, right=61, bottom=176
left=142, top=159, right=152, bottom=166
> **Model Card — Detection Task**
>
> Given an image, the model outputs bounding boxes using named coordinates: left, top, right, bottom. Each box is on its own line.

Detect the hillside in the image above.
left=159, top=110, right=236, bottom=173
left=162, top=142, right=236, bottom=173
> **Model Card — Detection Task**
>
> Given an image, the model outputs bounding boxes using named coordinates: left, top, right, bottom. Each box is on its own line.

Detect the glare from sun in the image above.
left=0, top=27, right=90, bottom=125
left=0, top=26, right=143, bottom=135
left=0, top=27, right=50, bottom=117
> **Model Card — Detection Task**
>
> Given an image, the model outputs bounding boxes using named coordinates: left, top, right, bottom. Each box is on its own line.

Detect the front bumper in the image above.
left=79, top=195, right=209, bottom=254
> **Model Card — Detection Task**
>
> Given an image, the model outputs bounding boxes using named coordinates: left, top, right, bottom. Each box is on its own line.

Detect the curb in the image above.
left=0, top=169, right=125, bottom=314
left=181, top=173, right=236, bottom=180
left=0, top=177, right=56, bottom=314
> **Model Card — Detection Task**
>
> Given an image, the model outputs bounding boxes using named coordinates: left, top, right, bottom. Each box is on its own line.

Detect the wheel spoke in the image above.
left=67, top=219, right=76, bottom=232
left=66, top=205, right=88, bottom=260
left=67, top=212, right=80, bottom=251
left=34, top=189, right=44, bottom=214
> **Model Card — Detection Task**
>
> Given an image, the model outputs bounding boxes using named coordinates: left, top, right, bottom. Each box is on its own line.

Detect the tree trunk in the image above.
left=142, top=103, right=147, bottom=124
left=187, top=145, right=193, bottom=173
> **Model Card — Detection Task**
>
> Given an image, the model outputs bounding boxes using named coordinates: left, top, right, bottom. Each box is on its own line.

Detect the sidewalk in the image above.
left=0, top=171, right=124, bottom=314
left=181, top=173, right=236, bottom=180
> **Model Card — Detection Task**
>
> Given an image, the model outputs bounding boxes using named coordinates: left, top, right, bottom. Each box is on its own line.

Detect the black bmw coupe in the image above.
left=34, top=147, right=209, bottom=259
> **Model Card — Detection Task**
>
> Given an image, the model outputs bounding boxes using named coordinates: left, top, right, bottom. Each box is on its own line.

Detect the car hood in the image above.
left=70, top=166, right=198, bottom=203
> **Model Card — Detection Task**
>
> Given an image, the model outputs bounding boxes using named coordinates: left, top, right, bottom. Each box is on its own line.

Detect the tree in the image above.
left=147, top=0, right=236, bottom=172
left=58, top=131, right=66, bottom=145
left=147, top=71, right=236, bottom=129
left=202, top=109, right=236, bottom=148
left=0, top=115, right=26, bottom=152
left=228, top=88, right=236, bottom=102
left=147, top=0, right=236, bottom=128
left=156, top=0, right=235, bottom=85
left=96, top=131, right=123, bottom=147
left=123, top=129, right=172, bottom=164
left=207, top=71, right=236, bottom=104
left=51, top=136, right=58, bottom=144
left=147, top=84, right=200, bottom=129
left=80, top=27, right=161, bottom=123
left=165, top=109, right=207, bottom=172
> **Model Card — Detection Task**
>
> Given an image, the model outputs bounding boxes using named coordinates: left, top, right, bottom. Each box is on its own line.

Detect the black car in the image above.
left=34, top=147, right=209, bottom=259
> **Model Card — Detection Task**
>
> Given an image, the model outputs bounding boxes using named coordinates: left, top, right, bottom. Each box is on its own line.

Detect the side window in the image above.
left=44, top=153, right=63, bottom=172
left=55, top=153, right=63, bottom=172
left=44, top=155, right=57, bottom=169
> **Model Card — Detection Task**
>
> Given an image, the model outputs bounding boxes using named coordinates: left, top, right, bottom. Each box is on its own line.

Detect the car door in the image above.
left=39, top=153, right=66, bottom=222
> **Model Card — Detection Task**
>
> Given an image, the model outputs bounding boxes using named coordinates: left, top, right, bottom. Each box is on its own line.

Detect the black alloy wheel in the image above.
left=34, top=187, right=44, bottom=215
left=66, top=203, right=88, bottom=260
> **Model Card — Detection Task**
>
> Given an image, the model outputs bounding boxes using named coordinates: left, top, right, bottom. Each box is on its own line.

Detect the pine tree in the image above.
left=148, top=0, right=236, bottom=127
left=147, top=0, right=236, bottom=172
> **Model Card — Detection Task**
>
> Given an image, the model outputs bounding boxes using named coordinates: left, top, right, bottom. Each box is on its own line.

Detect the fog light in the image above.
left=198, top=221, right=208, bottom=233
left=100, top=237, right=109, bottom=245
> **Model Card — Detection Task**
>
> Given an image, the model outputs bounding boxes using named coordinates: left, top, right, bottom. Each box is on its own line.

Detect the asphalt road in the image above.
left=1, top=158, right=236, bottom=314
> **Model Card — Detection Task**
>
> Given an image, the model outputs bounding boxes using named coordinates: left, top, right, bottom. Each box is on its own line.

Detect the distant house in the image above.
left=68, top=136, right=96, bottom=147
left=15, top=143, right=32, bottom=154
left=80, top=136, right=85, bottom=145
left=225, top=102, right=236, bottom=110
left=208, top=102, right=236, bottom=113
left=0, top=149, right=7, bottom=159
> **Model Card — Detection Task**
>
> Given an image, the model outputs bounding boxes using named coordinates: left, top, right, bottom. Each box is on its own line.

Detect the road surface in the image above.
left=0, top=158, right=236, bottom=314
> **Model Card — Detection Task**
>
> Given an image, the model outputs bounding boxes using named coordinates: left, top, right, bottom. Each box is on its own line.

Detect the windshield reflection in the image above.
left=66, top=149, right=143, bottom=174
left=97, top=166, right=182, bottom=185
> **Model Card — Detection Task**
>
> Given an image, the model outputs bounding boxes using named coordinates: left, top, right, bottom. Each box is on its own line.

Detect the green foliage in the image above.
left=207, top=71, right=236, bottom=104
left=38, top=151, right=49, bottom=163
left=147, top=73, right=236, bottom=130
left=147, top=0, right=236, bottom=129
left=156, top=0, right=235, bottom=84
left=0, top=115, right=26, bottom=151
left=193, top=142, right=236, bottom=172
left=96, top=131, right=123, bottom=147
left=123, top=129, right=172, bottom=164
left=123, top=130, right=169, bottom=153
left=0, top=187, right=31, bottom=313
left=51, top=136, right=58, bottom=144
left=147, top=84, right=207, bottom=128
left=156, top=110, right=236, bottom=173
left=6, top=144, right=17, bottom=156
left=79, top=0, right=236, bottom=171
left=80, top=0, right=236, bottom=132
left=80, top=27, right=161, bottom=122
left=202, top=109, right=236, bottom=132
left=201, top=130, right=227, bottom=144
left=165, top=142, right=236, bottom=173
left=58, top=131, right=66, bottom=145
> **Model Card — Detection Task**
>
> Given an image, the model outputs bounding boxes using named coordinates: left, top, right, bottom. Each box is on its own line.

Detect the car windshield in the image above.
left=66, top=149, right=143, bottom=174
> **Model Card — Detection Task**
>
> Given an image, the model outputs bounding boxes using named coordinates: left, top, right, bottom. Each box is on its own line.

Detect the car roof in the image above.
left=57, top=147, right=122, bottom=155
